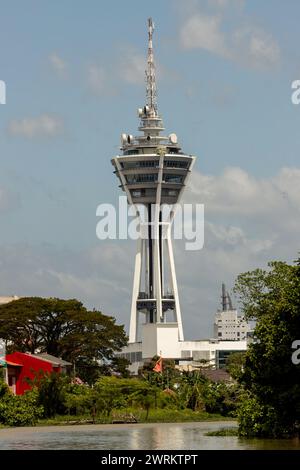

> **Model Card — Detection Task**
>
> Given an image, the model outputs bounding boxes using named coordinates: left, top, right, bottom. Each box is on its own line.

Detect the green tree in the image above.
left=202, top=381, right=240, bottom=416
left=234, top=259, right=300, bottom=437
left=34, top=372, right=69, bottom=418
left=0, top=297, right=128, bottom=383
left=129, top=380, right=158, bottom=420
left=226, top=352, right=246, bottom=380
left=63, top=383, right=95, bottom=417
left=93, top=376, right=158, bottom=419
left=177, top=371, right=206, bottom=411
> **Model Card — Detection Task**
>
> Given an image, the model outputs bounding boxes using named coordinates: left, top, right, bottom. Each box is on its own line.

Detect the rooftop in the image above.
left=34, top=353, right=72, bottom=367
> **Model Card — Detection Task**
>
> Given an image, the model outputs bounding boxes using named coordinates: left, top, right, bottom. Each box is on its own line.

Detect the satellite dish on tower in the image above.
left=121, top=133, right=127, bottom=145
left=169, top=133, right=178, bottom=144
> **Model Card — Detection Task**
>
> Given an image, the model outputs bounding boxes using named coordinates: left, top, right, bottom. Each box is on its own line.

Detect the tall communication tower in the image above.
left=111, top=19, right=196, bottom=351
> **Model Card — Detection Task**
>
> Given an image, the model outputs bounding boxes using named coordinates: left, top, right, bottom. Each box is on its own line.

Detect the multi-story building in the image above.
left=213, top=284, right=250, bottom=341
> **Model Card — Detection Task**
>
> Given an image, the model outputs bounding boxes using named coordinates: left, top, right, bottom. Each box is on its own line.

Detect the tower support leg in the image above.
left=166, top=230, right=184, bottom=341
left=129, top=237, right=142, bottom=343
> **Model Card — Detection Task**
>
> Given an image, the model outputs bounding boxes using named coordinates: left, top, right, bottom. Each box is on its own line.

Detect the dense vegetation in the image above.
left=0, top=380, right=43, bottom=426
left=0, top=296, right=243, bottom=428
left=234, top=257, right=300, bottom=438
left=0, top=367, right=241, bottom=427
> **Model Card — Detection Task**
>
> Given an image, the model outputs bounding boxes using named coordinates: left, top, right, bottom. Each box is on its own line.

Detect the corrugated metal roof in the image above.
left=34, top=353, right=72, bottom=366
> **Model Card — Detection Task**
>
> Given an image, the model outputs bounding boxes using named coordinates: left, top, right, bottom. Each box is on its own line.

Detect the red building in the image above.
left=3, top=352, right=71, bottom=395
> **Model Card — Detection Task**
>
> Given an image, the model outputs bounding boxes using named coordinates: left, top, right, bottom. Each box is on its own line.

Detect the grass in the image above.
left=37, top=414, right=101, bottom=426
left=141, top=408, right=232, bottom=423
left=205, top=427, right=238, bottom=437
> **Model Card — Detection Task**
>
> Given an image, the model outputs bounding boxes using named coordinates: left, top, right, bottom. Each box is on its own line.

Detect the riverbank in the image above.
left=36, top=409, right=234, bottom=427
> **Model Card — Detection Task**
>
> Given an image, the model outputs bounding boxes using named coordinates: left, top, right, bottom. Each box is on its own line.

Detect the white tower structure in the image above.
left=112, top=18, right=196, bottom=357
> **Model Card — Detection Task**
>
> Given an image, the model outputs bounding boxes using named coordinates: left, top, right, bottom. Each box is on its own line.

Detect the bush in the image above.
left=0, top=388, right=43, bottom=427
left=63, top=383, right=95, bottom=416
left=202, top=383, right=240, bottom=417
left=0, top=378, right=9, bottom=398
left=237, top=395, right=288, bottom=438
left=36, top=372, right=69, bottom=418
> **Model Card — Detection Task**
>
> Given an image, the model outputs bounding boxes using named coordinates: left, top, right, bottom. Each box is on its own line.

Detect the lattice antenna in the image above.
left=146, top=18, right=157, bottom=116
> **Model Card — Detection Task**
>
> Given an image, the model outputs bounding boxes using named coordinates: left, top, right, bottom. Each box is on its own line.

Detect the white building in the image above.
left=117, top=324, right=247, bottom=375
left=214, top=310, right=250, bottom=341
left=0, top=296, right=19, bottom=305
left=213, top=284, right=251, bottom=341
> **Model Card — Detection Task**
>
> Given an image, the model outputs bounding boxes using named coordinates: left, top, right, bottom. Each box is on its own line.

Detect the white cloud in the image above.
left=208, top=0, right=245, bottom=8
left=86, top=46, right=171, bottom=96
left=186, top=166, right=300, bottom=220
left=87, top=64, right=106, bottom=95
left=207, top=222, right=246, bottom=246
left=119, top=50, right=146, bottom=85
left=232, top=26, right=280, bottom=68
left=49, top=52, right=68, bottom=78
left=180, top=7, right=280, bottom=69
left=0, top=242, right=133, bottom=327
left=180, top=14, right=230, bottom=59
left=204, top=222, right=275, bottom=256
left=86, top=43, right=175, bottom=97
left=8, top=114, right=64, bottom=138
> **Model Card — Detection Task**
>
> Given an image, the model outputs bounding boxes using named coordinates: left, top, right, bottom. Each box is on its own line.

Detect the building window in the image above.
left=163, top=174, right=183, bottom=184
left=164, top=160, right=188, bottom=168
left=181, top=350, right=191, bottom=359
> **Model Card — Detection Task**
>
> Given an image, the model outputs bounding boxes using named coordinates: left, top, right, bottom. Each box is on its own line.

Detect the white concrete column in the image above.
left=153, top=151, right=164, bottom=322
left=166, top=230, right=184, bottom=341
left=129, top=237, right=142, bottom=343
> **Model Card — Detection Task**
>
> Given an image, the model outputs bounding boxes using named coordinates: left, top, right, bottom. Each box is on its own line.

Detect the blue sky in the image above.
left=0, top=0, right=300, bottom=339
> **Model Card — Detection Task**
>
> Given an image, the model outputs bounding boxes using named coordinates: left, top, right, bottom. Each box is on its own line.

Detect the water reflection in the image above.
left=0, top=422, right=299, bottom=450
left=131, top=424, right=187, bottom=450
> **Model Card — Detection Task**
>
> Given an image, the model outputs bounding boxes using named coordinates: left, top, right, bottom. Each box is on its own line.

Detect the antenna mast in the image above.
left=222, top=283, right=228, bottom=311
left=146, top=17, right=157, bottom=116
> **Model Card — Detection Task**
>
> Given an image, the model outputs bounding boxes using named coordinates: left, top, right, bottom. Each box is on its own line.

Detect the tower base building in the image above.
left=117, top=335, right=247, bottom=375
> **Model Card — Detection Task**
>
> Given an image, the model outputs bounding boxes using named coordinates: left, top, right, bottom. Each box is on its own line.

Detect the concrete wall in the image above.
left=142, top=323, right=180, bottom=359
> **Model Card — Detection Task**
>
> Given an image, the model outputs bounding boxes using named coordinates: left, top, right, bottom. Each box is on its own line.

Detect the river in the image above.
left=0, top=421, right=299, bottom=450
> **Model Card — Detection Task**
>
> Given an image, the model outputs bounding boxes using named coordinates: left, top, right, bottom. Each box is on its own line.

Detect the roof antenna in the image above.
left=227, top=290, right=234, bottom=310
left=146, top=18, right=157, bottom=116
left=222, top=283, right=227, bottom=311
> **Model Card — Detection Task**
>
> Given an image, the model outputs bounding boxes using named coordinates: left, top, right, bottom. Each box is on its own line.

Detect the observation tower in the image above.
left=112, top=19, right=196, bottom=355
